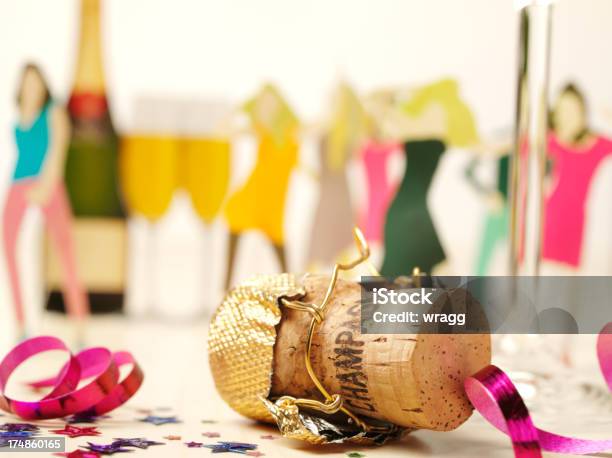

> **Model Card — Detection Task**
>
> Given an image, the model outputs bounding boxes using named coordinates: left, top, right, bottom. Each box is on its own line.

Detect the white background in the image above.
left=1, top=0, right=611, bottom=337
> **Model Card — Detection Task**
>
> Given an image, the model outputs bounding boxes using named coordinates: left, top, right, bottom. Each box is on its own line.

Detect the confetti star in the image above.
left=138, top=415, right=180, bottom=426
left=54, top=450, right=102, bottom=458
left=82, top=442, right=133, bottom=455
left=221, top=442, right=258, bottom=450
left=246, top=452, right=265, bottom=457
left=201, top=419, right=217, bottom=424
left=204, top=441, right=259, bottom=453
left=203, top=443, right=230, bottom=453
left=201, top=431, right=220, bottom=438
left=163, top=435, right=181, bottom=440
left=0, top=423, right=39, bottom=432
left=111, top=438, right=164, bottom=449
left=346, top=453, right=366, bottom=458
left=51, top=425, right=101, bottom=438
left=185, top=441, right=204, bottom=448
left=0, top=430, right=35, bottom=439
left=260, top=435, right=278, bottom=440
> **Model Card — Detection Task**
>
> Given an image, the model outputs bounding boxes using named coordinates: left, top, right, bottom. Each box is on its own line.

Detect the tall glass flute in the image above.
left=499, top=0, right=612, bottom=427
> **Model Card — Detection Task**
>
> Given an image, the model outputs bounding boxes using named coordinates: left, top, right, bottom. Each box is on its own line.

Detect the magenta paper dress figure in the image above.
left=543, top=134, right=612, bottom=267
left=359, top=140, right=399, bottom=244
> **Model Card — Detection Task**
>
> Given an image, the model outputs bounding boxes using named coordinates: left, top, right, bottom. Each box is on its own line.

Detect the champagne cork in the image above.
left=271, top=275, right=491, bottom=431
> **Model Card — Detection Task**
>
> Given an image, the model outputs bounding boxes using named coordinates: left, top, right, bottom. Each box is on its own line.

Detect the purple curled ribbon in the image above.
left=0, top=336, right=143, bottom=420
left=466, top=323, right=612, bottom=458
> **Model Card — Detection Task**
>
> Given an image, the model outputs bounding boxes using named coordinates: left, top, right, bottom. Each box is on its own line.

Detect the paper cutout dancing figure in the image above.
left=3, top=64, right=89, bottom=338
left=307, top=82, right=368, bottom=267
left=357, top=92, right=401, bottom=246
left=358, top=141, right=399, bottom=245
left=544, top=83, right=612, bottom=268
left=224, top=84, right=299, bottom=288
left=466, top=149, right=510, bottom=275
left=379, top=79, right=479, bottom=276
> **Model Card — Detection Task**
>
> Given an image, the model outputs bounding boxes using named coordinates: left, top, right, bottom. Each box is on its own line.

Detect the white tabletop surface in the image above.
left=0, top=314, right=610, bottom=458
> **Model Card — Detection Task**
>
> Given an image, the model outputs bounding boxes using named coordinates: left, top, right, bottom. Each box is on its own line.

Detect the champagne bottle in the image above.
left=46, top=0, right=125, bottom=312
left=66, top=0, right=123, bottom=217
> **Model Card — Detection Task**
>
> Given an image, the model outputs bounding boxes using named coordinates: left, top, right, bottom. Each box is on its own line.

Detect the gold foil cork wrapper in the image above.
left=208, top=273, right=404, bottom=445
left=208, top=273, right=305, bottom=423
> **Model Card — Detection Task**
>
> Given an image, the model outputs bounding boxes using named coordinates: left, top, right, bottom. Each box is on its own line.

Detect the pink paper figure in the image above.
left=358, top=140, right=400, bottom=244
left=3, top=63, right=89, bottom=338
left=543, top=83, right=612, bottom=268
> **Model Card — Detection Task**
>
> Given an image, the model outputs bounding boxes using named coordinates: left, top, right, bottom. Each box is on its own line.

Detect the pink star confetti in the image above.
left=260, top=435, right=278, bottom=440
left=54, top=450, right=101, bottom=458
left=202, top=432, right=220, bottom=438
left=50, top=425, right=101, bottom=438
left=185, top=441, right=204, bottom=448
left=246, top=452, right=265, bottom=457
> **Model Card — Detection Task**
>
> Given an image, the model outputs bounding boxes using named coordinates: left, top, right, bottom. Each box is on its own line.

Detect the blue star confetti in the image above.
left=203, top=441, right=259, bottom=454
left=112, top=438, right=164, bottom=449
left=138, top=415, right=180, bottom=426
left=0, top=431, right=35, bottom=439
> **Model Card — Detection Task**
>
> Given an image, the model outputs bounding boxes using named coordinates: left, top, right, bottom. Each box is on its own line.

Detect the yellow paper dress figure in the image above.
left=120, top=135, right=179, bottom=221
left=183, top=138, right=231, bottom=223
left=224, top=84, right=299, bottom=288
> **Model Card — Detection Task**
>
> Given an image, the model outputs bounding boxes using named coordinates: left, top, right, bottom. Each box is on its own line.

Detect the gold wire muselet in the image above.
left=279, top=227, right=390, bottom=434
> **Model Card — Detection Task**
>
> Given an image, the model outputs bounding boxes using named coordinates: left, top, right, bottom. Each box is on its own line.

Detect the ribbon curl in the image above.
left=0, top=336, right=143, bottom=420
left=466, top=324, right=612, bottom=458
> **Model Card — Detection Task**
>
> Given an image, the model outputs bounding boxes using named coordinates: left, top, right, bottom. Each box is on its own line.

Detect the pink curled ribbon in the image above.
left=0, top=336, right=143, bottom=420
left=465, top=323, right=612, bottom=458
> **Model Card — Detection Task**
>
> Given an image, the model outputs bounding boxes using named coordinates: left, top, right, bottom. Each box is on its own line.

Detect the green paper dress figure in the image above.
left=466, top=152, right=510, bottom=275
left=379, top=79, right=479, bottom=276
